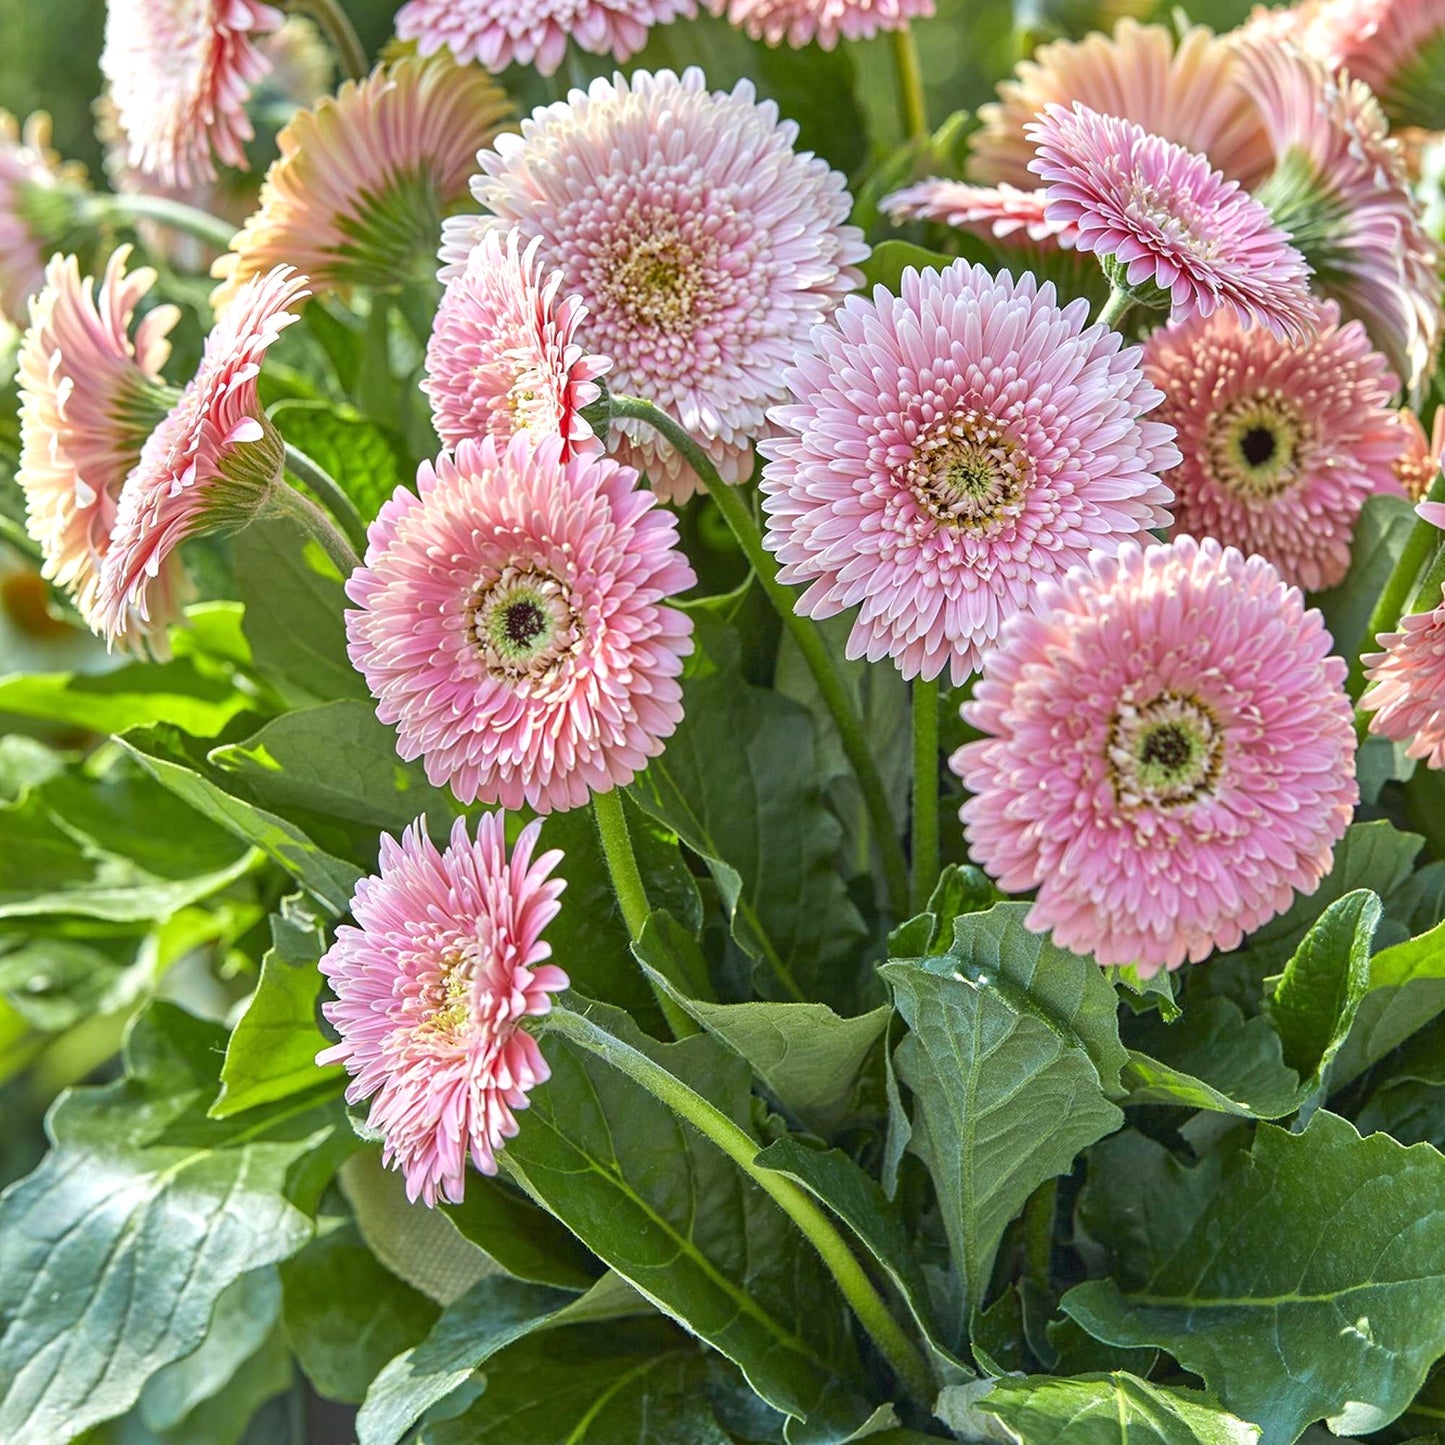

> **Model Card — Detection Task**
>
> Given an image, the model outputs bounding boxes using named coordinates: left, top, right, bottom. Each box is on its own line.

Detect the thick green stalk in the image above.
left=607, top=394, right=910, bottom=920
left=85, top=192, right=236, bottom=251
left=260, top=481, right=360, bottom=578
left=287, top=0, right=369, bottom=80
left=1095, top=285, right=1135, bottom=330
left=545, top=1004, right=935, bottom=1405
left=283, top=442, right=370, bottom=556
left=889, top=29, right=930, bottom=145
left=910, top=678, right=939, bottom=915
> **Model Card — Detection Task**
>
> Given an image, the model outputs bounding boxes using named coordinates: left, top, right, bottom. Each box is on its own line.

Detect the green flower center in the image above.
left=467, top=566, right=579, bottom=681
left=906, top=409, right=1031, bottom=533
left=1109, top=692, right=1223, bottom=808
left=1207, top=390, right=1309, bottom=502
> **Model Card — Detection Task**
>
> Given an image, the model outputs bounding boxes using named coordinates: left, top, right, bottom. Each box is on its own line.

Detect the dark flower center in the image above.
left=1138, top=722, right=1193, bottom=773
left=466, top=566, right=580, bottom=682
left=906, top=408, right=1031, bottom=534
left=1207, top=390, right=1310, bottom=502
left=1108, top=691, right=1224, bottom=809
left=503, top=599, right=546, bottom=649
left=1239, top=426, right=1277, bottom=468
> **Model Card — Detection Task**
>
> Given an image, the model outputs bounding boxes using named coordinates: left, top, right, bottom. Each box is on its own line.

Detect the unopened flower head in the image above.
left=956, top=535, right=1357, bottom=973
left=713, top=0, right=933, bottom=51
left=0, top=111, right=84, bottom=326
left=441, top=69, right=867, bottom=501
left=761, top=261, right=1178, bottom=686
left=319, top=813, right=568, bottom=1206
left=346, top=434, right=695, bottom=813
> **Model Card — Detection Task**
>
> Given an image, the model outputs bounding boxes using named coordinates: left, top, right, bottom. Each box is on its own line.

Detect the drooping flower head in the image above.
left=1027, top=102, right=1318, bottom=341
left=881, top=180, right=1077, bottom=247
left=101, top=0, right=283, bottom=187
left=1142, top=303, right=1403, bottom=591
left=396, top=0, right=696, bottom=76
left=441, top=69, right=867, bottom=501
left=971, top=20, right=1273, bottom=191
left=17, top=248, right=185, bottom=644
left=1239, top=41, right=1443, bottom=394
left=98, top=266, right=309, bottom=645
left=1393, top=406, right=1445, bottom=500
left=346, top=434, right=695, bottom=813
left=712, top=0, right=933, bottom=51
left=955, top=536, right=1357, bottom=973
left=0, top=112, right=84, bottom=327
left=319, top=813, right=567, bottom=1207
left=423, top=227, right=610, bottom=459
left=212, top=53, right=512, bottom=308
left=760, top=262, right=1178, bottom=685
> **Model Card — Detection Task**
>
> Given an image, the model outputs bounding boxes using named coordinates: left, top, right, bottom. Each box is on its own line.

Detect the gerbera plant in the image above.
left=4, top=3, right=1445, bottom=1444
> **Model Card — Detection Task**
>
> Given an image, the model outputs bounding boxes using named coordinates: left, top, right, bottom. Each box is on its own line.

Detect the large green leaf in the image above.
left=0, top=1004, right=342, bottom=1442
left=1063, top=1113, right=1445, bottom=1444
left=272, top=399, right=406, bottom=525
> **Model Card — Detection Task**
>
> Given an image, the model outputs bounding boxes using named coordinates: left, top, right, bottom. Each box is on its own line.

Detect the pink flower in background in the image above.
left=955, top=536, right=1357, bottom=973
left=714, top=0, right=933, bottom=51
left=16, top=248, right=185, bottom=645
left=1027, top=102, right=1317, bottom=341
left=346, top=434, right=695, bottom=813
left=1393, top=407, right=1445, bottom=500
left=423, top=227, right=610, bottom=459
left=760, top=262, right=1177, bottom=685
left=881, top=180, right=1076, bottom=247
left=441, top=69, right=866, bottom=501
left=1142, top=303, right=1403, bottom=592
left=397, top=0, right=696, bottom=75
left=98, top=266, right=309, bottom=646
left=319, top=813, right=568, bottom=1206
left=101, top=0, right=283, bottom=186
left=0, top=112, right=82, bottom=327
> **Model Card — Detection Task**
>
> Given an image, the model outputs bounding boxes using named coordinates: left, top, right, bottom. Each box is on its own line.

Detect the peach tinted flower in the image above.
left=0, top=112, right=83, bottom=327
left=714, top=0, right=933, bottom=50
left=1394, top=408, right=1445, bottom=500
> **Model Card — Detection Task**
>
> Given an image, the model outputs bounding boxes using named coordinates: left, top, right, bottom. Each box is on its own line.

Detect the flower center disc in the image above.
left=607, top=235, right=701, bottom=330
left=905, top=409, right=1030, bottom=532
left=467, top=566, right=580, bottom=680
left=1108, top=691, right=1224, bottom=808
left=1207, top=390, right=1308, bottom=501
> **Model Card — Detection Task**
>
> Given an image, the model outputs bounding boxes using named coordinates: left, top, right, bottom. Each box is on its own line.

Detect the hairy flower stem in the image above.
left=608, top=394, right=911, bottom=920
left=890, top=29, right=930, bottom=145
left=84, top=192, right=237, bottom=251
left=259, top=479, right=360, bottom=577
left=286, top=0, right=369, bottom=80
left=911, top=677, right=939, bottom=914
left=546, top=1003, right=935, bottom=1406
left=1095, top=285, right=1136, bottom=330
left=283, top=442, right=370, bottom=555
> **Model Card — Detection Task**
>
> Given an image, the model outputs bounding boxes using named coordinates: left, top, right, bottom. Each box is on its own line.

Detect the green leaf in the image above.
left=0, top=736, right=64, bottom=802
left=861, top=240, right=987, bottom=292
left=440, top=1176, right=601, bottom=1294
left=0, top=1003, right=342, bottom=1442
left=0, top=934, right=143, bottom=1032
left=272, top=399, right=406, bottom=524
left=1063, top=1112, right=1445, bottom=1445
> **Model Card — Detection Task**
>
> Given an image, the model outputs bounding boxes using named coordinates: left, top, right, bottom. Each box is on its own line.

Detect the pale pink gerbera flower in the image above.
left=16, top=248, right=185, bottom=644
left=98, top=267, right=309, bottom=645
left=713, top=0, right=932, bottom=50
left=396, top=0, right=695, bottom=76
left=761, top=262, right=1178, bottom=686
left=956, top=536, right=1357, bottom=973
left=0, top=112, right=84, bottom=327
left=346, top=434, right=695, bottom=813
left=319, top=813, right=568, bottom=1206
left=422, top=227, right=610, bottom=459
left=1302, top=0, right=1445, bottom=131
left=101, top=0, right=283, bottom=187
left=1393, top=407, right=1445, bottom=500
left=971, top=20, right=1273, bottom=192
left=442, top=69, right=867, bottom=502
left=1142, top=303, right=1403, bottom=592
left=881, top=180, right=1077, bottom=247
left=1027, top=103, right=1317, bottom=341
left=1239, top=42, right=1442, bottom=395
left=212, top=54, right=512, bottom=308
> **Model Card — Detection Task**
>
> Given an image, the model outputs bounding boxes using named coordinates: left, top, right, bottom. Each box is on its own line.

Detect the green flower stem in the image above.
left=287, top=0, right=369, bottom=80
left=283, top=443, right=370, bottom=556
left=910, top=677, right=939, bottom=914
left=1095, top=285, right=1135, bottom=330
left=260, top=479, right=360, bottom=578
left=84, top=192, right=237, bottom=251
left=546, top=1003, right=935, bottom=1406
left=889, top=29, right=930, bottom=145
left=607, top=394, right=911, bottom=921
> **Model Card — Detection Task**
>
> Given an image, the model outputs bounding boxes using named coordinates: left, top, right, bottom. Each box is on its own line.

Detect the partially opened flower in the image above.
left=1, top=112, right=84, bottom=327
left=319, top=813, right=567, bottom=1206
left=1394, top=407, right=1445, bottom=499
left=16, top=248, right=184, bottom=643
left=1240, top=41, right=1442, bottom=394
left=1142, top=303, right=1403, bottom=591
left=101, top=0, right=283, bottom=186
left=397, top=0, right=695, bottom=75
left=212, top=53, right=511, bottom=308
left=761, top=262, right=1177, bottom=685
left=1027, top=102, right=1317, bottom=340
left=346, top=434, right=695, bottom=813
left=98, top=266, right=309, bottom=645
left=955, top=536, right=1357, bottom=973
left=881, top=180, right=1076, bottom=247
left=441, top=68, right=866, bottom=501
left=1301, top=0, right=1445, bottom=132
left=422, top=227, right=609, bottom=458
left=714, top=0, right=933, bottom=50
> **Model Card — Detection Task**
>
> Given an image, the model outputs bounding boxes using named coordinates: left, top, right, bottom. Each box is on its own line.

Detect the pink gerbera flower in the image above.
left=1300, top=0, right=1445, bottom=131
left=422, top=227, right=610, bottom=459
left=713, top=0, right=933, bottom=50
left=98, top=266, right=309, bottom=645
left=881, top=180, right=1076, bottom=247
left=1142, top=303, right=1403, bottom=592
left=101, top=0, right=283, bottom=187
left=396, top=0, right=695, bottom=75
left=0, top=112, right=84, bottom=327
left=441, top=69, right=867, bottom=501
left=760, top=262, right=1178, bottom=685
left=1027, top=102, right=1317, bottom=341
left=346, top=434, right=695, bottom=813
left=319, top=813, right=568, bottom=1206
left=955, top=536, right=1357, bottom=973
left=16, top=248, right=186, bottom=644
left=1393, top=407, right=1445, bottom=500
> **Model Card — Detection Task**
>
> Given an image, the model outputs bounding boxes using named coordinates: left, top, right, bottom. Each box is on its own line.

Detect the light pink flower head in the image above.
left=1238, top=41, right=1443, bottom=394
left=0, top=112, right=83, bottom=327
left=99, top=266, right=309, bottom=646
left=1027, top=102, right=1318, bottom=341
left=712, top=0, right=932, bottom=51
left=17, top=248, right=186, bottom=645
left=346, top=434, right=695, bottom=813
left=881, top=180, right=1077, bottom=248
left=423, top=227, right=610, bottom=459
left=441, top=69, right=867, bottom=502
left=396, top=0, right=695, bottom=76
left=1300, top=0, right=1445, bottom=131
left=1142, top=303, right=1404, bottom=592
left=1393, top=406, right=1445, bottom=500
left=101, top=0, right=283, bottom=187
left=319, top=812, right=568, bottom=1206
left=955, top=535, right=1357, bottom=974
left=760, top=262, right=1178, bottom=686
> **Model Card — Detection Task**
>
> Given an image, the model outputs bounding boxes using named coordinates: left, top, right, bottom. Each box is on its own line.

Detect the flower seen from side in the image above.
left=881, top=180, right=1076, bottom=247
left=0, top=111, right=84, bottom=327
left=1393, top=407, right=1445, bottom=500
